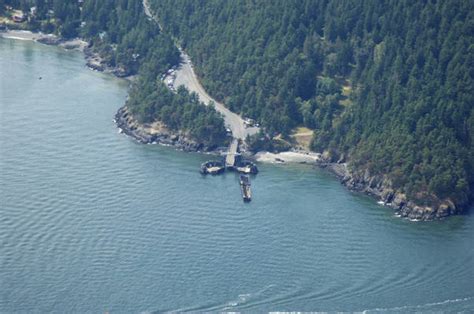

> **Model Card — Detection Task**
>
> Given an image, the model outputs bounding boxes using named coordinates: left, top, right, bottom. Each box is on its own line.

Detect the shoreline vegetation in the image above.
left=1, top=28, right=463, bottom=221
left=115, top=106, right=224, bottom=152
left=148, top=0, right=473, bottom=220
left=1, top=0, right=471, bottom=221
left=0, top=29, right=222, bottom=151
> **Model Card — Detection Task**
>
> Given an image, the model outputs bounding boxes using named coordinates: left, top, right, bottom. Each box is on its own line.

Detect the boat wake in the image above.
left=158, top=284, right=277, bottom=313
left=361, top=296, right=474, bottom=313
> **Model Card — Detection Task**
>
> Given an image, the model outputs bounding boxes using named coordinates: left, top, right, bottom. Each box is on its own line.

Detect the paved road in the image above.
left=172, top=53, right=260, bottom=139
left=143, top=0, right=260, bottom=140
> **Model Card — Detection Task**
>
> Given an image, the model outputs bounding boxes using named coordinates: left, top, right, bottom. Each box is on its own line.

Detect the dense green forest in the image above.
left=3, top=0, right=180, bottom=75
left=150, top=0, right=474, bottom=209
left=127, top=66, right=228, bottom=147
left=2, top=0, right=227, bottom=147
left=2, top=0, right=473, bottom=210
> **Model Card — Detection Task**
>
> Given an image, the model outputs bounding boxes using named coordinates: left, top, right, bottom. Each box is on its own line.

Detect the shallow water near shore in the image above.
left=1, top=38, right=473, bottom=313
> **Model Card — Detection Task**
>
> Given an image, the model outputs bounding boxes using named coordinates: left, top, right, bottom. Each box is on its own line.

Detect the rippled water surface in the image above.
left=1, top=38, right=473, bottom=313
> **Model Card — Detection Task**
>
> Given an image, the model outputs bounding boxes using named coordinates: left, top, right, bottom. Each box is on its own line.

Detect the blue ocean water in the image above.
left=1, top=38, right=473, bottom=313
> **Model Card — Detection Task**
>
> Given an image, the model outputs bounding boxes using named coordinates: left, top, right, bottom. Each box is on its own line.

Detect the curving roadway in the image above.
left=143, top=0, right=260, bottom=140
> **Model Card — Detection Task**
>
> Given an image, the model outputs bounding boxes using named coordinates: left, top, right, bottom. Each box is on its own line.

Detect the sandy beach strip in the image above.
left=0, top=29, right=40, bottom=41
left=0, top=30, right=88, bottom=50
left=255, top=151, right=321, bottom=164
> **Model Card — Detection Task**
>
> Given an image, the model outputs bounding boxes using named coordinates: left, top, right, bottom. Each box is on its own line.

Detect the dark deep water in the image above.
left=1, top=38, right=473, bottom=313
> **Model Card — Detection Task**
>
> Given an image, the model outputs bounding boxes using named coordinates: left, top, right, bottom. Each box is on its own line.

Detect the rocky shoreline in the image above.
left=251, top=147, right=466, bottom=220
left=115, top=106, right=220, bottom=153
left=318, top=159, right=464, bottom=221
left=3, top=30, right=466, bottom=221
left=1, top=30, right=215, bottom=153
left=83, top=46, right=132, bottom=78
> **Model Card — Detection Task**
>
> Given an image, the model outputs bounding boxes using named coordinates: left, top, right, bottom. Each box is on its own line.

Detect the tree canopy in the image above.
left=3, top=0, right=473, bottom=208
left=150, top=0, right=474, bottom=207
left=3, top=0, right=227, bottom=147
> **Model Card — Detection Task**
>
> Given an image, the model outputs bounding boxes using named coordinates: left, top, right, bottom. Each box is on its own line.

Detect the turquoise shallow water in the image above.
left=1, top=38, right=473, bottom=313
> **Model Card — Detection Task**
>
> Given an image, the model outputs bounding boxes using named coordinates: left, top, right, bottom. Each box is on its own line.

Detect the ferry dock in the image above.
left=200, top=138, right=257, bottom=201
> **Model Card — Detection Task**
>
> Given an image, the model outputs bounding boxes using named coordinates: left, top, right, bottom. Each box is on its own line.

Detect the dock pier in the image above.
left=201, top=139, right=257, bottom=175
left=225, top=138, right=240, bottom=170
left=200, top=139, right=258, bottom=201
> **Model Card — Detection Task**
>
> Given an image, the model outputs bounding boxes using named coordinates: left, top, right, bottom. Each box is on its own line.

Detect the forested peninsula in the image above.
left=2, top=0, right=473, bottom=219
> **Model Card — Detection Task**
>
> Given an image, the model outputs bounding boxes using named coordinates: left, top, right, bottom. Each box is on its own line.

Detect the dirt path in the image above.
left=143, top=0, right=260, bottom=140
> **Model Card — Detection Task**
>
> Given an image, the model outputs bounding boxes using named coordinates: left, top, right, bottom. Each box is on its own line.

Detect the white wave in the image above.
left=361, top=296, right=474, bottom=313
left=221, top=284, right=277, bottom=311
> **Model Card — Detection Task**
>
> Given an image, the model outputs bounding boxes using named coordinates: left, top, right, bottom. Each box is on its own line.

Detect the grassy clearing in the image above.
left=339, top=81, right=353, bottom=107
left=342, top=84, right=352, bottom=97
left=290, top=127, right=314, bottom=150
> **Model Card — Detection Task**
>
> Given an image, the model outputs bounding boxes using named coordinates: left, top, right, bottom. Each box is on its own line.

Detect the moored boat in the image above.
left=200, top=160, right=225, bottom=175
left=239, top=174, right=251, bottom=202
left=235, top=160, right=258, bottom=174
